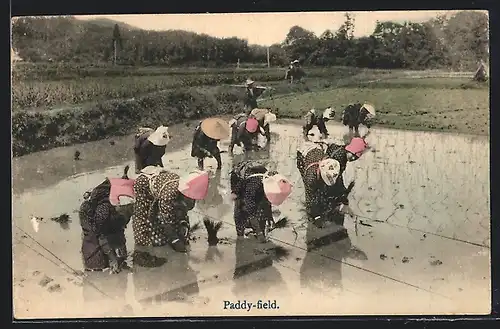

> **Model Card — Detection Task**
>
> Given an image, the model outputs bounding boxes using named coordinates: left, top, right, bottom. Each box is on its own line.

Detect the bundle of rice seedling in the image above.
left=203, top=218, right=223, bottom=246
left=121, top=165, right=130, bottom=179
left=272, top=217, right=289, bottom=229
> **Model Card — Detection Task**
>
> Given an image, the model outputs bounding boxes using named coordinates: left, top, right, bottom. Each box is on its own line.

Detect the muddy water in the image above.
left=12, top=121, right=490, bottom=318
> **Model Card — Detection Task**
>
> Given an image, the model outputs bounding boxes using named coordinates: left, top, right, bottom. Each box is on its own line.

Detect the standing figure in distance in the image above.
left=191, top=118, right=230, bottom=170
left=243, top=79, right=266, bottom=114
left=302, top=107, right=335, bottom=141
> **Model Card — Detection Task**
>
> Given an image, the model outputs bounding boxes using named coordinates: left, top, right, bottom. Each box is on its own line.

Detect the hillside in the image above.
left=11, top=15, right=272, bottom=65
left=11, top=12, right=489, bottom=71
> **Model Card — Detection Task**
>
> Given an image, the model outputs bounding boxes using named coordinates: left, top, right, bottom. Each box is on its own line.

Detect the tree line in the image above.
left=11, top=11, right=488, bottom=70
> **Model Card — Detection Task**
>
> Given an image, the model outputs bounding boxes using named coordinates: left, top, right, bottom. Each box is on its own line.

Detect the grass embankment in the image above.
left=11, top=66, right=378, bottom=110
left=11, top=66, right=369, bottom=157
left=260, top=77, right=490, bottom=136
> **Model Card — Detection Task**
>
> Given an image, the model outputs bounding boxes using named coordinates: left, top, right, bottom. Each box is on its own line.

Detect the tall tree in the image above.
left=112, top=23, right=123, bottom=65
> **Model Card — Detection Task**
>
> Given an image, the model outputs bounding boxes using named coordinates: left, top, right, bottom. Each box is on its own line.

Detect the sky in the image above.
left=74, top=11, right=473, bottom=46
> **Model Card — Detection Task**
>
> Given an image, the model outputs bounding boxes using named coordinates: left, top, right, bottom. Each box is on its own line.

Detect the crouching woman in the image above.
left=230, top=160, right=292, bottom=242
left=79, top=167, right=135, bottom=274
left=132, top=167, right=209, bottom=252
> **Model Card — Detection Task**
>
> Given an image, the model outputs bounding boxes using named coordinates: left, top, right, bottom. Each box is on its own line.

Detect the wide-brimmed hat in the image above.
left=200, top=118, right=231, bottom=140
left=245, top=79, right=255, bottom=86
left=292, top=60, right=300, bottom=64
left=250, top=108, right=269, bottom=121
left=147, top=126, right=171, bottom=146
left=362, top=103, right=376, bottom=116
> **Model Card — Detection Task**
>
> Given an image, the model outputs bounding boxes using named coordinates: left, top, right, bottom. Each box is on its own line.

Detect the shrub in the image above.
left=12, top=87, right=243, bottom=156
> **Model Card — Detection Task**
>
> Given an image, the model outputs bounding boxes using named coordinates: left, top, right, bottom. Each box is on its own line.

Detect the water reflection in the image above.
left=196, top=170, right=231, bottom=220
left=232, top=238, right=287, bottom=298
left=299, top=221, right=367, bottom=293
left=204, top=245, right=224, bottom=263
left=132, top=245, right=199, bottom=306
left=82, top=270, right=132, bottom=315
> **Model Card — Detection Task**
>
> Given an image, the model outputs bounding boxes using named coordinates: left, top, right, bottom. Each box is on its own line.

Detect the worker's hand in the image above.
left=108, top=256, right=121, bottom=274
left=340, top=205, right=355, bottom=217
left=230, top=193, right=238, bottom=201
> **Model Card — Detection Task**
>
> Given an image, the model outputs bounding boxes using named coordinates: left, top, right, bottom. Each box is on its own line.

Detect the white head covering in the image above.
left=362, top=103, right=376, bottom=117
left=263, top=112, right=277, bottom=126
left=318, top=158, right=341, bottom=186
left=323, top=107, right=335, bottom=120
left=147, top=126, right=171, bottom=146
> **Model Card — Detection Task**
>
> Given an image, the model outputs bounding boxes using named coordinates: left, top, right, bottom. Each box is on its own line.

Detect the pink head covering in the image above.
left=262, top=174, right=293, bottom=206
left=245, top=118, right=259, bottom=133
left=178, top=171, right=209, bottom=200
left=345, top=137, right=368, bottom=157
left=108, top=178, right=136, bottom=206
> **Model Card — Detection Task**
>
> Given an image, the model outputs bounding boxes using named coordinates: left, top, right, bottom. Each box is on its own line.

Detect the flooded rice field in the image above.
left=12, top=120, right=490, bottom=318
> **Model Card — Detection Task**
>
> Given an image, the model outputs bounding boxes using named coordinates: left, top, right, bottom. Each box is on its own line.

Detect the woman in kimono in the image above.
left=302, top=107, right=335, bottom=140
left=191, top=118, right=230, bottom=170
left=324, top=136, right=371, bottom=176
left=228, top=114, right=260, bottom=154
left=132, top=168, right=209, bottom=253
left=79, top=166, right=135, bottom=274
left=296, top=143, right=354, bottom=226
left=229, top=160, right=292, bottom=243
left=134, top=126, right=171, bottom=173
left=250, top=108, right=277, bottom=146
left=341, top=103, right=376, bottom=136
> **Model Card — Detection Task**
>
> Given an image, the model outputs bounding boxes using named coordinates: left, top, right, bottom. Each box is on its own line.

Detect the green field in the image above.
left=11, top=64, right=489, bottom=157
left=260, top=77, right=489, bottom=135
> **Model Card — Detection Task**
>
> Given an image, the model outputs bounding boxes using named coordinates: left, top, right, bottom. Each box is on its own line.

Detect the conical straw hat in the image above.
left=250, top=108, right=269, bottom=121
left=201, top=118, right=231, bottom=140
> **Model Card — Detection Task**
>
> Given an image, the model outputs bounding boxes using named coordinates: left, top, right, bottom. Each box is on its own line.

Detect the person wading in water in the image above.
left=341, top=103, right=376, bottom=137
left=132, top=168, right=209, bottom=252
left=191, top=118, right=230, bottom=170
left=79, top=166, right=135, bottom=274
left=134, top=126, right=171, bottom=173
left=243, top=79, right=266, bottom=114
left=302, top=107, right=335, bottom=140
left=229, top=160, right=293, bottom=243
